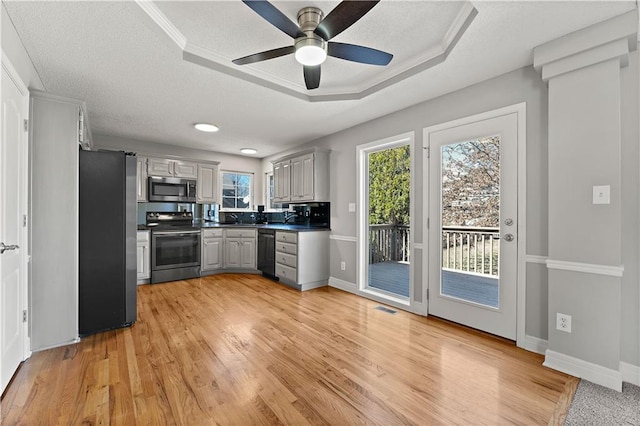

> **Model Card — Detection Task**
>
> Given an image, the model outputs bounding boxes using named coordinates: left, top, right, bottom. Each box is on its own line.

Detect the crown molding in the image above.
left=533, top=10, right=637, bottom=82
left=136, top=1, right=477, bottom=102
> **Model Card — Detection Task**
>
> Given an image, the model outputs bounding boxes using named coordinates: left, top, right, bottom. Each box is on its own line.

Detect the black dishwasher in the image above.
left=258, top=229, right=277, bottom=279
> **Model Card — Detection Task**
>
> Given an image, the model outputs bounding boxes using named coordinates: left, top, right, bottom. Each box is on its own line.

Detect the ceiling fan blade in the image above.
left=304, top=65, right=321, bottom=90
left=242, top=0, right=305, bottom=39
left=233, top=46, right=295, bottom=65
left=328, top=42, right=392, bottom=66
left=314, top=1, right=379, bottom=41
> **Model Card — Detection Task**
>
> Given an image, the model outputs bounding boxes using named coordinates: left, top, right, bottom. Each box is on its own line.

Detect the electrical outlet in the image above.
left=340, top=261, right=346, bottom=271
left=556, top=313, right=572, bottom=333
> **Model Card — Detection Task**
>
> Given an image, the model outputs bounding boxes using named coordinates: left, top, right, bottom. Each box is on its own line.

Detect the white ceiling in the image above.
left=3, top=1, right=636, bottom=158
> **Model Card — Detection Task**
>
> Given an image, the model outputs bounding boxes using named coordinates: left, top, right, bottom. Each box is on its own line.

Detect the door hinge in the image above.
left=23, top=119, right=28, bottom=132
left=23, top=214, right=27, bottom=227
left=426, top=289, right=429, bottom=300
left=23, top=310, right=27, bottom=323
left=426, top=218, right=429, bottom=229
left=423, top=146, right=430, bottom=158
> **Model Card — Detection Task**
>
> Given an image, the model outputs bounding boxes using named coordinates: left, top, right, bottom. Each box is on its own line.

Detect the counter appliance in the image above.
left=258, top=229, right=276, bottom=279
left=147, top=211, right=200, bottom=283
left=148, top=176, right=196, bottom=203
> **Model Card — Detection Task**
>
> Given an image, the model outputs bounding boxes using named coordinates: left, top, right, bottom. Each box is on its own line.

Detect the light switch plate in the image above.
left=348, top=203, right=356, bottom=212
left=593, top=185, right=610, bottom=205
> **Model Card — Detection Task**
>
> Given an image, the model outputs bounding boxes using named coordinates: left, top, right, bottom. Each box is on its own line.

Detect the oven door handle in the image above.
left=153, top=230, right=200, bottom=236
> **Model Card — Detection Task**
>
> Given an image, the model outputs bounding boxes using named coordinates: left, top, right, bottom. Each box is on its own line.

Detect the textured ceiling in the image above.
left=2, top=1, right=636, bottom=158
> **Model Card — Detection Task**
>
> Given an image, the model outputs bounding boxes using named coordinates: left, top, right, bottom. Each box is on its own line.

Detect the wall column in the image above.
left=533, top=10, right=637, bottom=391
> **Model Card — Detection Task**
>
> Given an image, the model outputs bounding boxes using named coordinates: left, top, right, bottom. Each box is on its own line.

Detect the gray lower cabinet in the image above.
left=201, top=229, right=224, bottom=273
left=275, top=230, right=329, bottom=290
left=201, top=228, right=257, bottom=275
left=137, top=230, right=150, bottom=283
left=224, top=229, right=257, bottom=270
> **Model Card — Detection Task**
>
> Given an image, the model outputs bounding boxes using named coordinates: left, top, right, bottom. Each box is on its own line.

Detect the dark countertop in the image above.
left=138, top=222, right=330, bottom=232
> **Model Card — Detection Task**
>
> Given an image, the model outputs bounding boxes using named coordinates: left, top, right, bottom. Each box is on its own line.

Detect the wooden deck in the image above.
left=1, top=274, right=577, bottom=425
left=369, top=262, right=499, bottom=307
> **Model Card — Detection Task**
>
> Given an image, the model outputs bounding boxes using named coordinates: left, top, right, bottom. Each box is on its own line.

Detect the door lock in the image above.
left=504, top=218, right=514, bottom=226
left=503, top=234, right=514, bottom=242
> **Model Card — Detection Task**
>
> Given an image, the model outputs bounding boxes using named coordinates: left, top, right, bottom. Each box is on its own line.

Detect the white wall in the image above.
left=2, top=4, right=44, bottom=91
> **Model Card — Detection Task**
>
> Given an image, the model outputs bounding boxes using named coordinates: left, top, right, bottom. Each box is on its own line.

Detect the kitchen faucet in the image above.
left=283, top=211, right=296, bottom=224
left=229, top=213, right=239, bottom=223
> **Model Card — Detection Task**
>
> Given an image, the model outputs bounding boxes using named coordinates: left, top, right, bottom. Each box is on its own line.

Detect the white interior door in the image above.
left=427, top=112, right=518, bottom=339
left=1, top=60, right=29, bottom=393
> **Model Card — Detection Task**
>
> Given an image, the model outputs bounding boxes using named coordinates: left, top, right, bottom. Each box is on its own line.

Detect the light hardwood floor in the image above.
left=1, top=274, right=577, bottom=425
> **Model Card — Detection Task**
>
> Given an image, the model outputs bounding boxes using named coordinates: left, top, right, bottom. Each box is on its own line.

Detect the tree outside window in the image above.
left=222, top=171, right=252, bottom=209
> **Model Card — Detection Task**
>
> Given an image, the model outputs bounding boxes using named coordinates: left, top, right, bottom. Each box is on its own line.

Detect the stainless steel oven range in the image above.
left=147, top=212, right=200, bottom=284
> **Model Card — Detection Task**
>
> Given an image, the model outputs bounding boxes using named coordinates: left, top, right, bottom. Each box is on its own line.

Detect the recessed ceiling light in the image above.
left=194, top=123, right=219, bottom=132
left=240, top=148, right=257, bottom=155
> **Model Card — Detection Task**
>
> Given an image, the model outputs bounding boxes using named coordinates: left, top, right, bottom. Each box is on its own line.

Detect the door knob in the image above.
left=503, top=234, right=514, bottom=242
left=1, top=242, right=19, bottom=254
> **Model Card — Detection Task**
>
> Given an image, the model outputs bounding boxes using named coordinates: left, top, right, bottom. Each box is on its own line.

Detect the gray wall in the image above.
left=265, top=56, right=639, bottom=373
left=267, top=65, right=551, bottom=338
left=620, top=50, right=639, bottom=365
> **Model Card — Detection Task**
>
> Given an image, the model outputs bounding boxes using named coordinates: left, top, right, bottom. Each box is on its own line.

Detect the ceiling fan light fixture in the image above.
left=194, top=123, right=219, bottom=132
left=295, top=37, right=327, bottom=66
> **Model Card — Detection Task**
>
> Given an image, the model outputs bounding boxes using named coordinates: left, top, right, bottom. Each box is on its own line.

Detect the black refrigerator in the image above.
left=79, top=150, right=137, bottom=336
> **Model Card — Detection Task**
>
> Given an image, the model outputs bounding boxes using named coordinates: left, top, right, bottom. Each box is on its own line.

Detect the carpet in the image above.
left=565, top=380, right=640, bottom=425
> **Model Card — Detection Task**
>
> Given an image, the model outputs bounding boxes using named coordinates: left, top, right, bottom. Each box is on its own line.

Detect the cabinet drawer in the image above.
left=276, top=263, right=297, bottom=283
left=276, top=241, right=297, bottom=255
left=225, top=228, right=256, bottom=238
left=137, top=230, right=150, bottom=242
left=202, top=228, right=223, bottom=238
left=276, top=231, right=297, bottom=244
left=276, top=252, right=297, bottom=268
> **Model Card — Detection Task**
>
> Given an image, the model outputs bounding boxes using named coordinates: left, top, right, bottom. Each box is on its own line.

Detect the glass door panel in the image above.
left=440, top=137, right=500, bottom=308
left=367, top=145, right=410, bottom=298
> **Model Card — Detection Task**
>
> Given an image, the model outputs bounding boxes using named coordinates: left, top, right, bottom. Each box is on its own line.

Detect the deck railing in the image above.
left=442, top=226, right=500, bottom=276
left=368, top=225, right=499, bottom=276
left=369, top=224, right=410, bottom=264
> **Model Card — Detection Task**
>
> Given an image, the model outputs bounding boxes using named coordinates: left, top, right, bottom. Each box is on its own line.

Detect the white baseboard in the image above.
left=328, top=276, right=357, bottom=292
left=522, top=335, right=548, bottom=355
left=620, top=361, right=640, bottom=386
left=544, top=350, right=622, bottom=391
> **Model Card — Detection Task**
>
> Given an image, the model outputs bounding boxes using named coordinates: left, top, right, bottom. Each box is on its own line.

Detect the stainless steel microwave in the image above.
left=148, top=176, right=196, bottom=202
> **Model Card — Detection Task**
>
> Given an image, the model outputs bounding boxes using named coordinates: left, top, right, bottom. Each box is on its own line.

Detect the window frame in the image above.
left=219, top=170, right=254, bottom=211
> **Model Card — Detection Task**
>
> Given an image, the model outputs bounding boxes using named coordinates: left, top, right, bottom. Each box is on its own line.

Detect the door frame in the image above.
left=356, top=132, right=415, bottom=311
left=1, top=50, right=32, bottom=376
left=422, top=103, right=526, bottom=347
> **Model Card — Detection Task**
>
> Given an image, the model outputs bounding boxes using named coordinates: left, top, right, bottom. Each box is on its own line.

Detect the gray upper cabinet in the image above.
left=147, top=157, right=197, bottom=179
left=272, top=149, right=329, bottom=203
left=174, top=160, right=198, bottom=179
left=273, top=160, right=291, bottom=203
left=196, top=163, right=218, bottom=204
left=136, top=156, right=148, bottom=202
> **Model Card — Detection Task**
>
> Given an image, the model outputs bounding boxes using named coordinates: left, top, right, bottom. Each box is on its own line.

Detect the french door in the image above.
left=426, top=110, right=520, bottom=339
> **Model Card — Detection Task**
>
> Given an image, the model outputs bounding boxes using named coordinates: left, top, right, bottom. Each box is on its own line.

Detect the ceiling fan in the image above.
left=232, top=0, right=393, bottom=90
